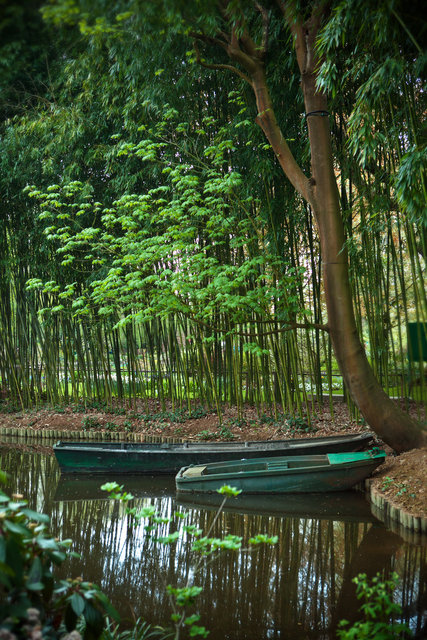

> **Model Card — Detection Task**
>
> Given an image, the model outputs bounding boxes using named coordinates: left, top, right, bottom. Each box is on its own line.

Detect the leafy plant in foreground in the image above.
left=337, top=572, right=412, bottom=639
left=102, top=617, right=168, bottom=640
left=0, top=472, right=119, bottom=640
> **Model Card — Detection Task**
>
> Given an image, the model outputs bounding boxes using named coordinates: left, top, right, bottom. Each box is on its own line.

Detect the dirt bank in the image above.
left=0, top=398, right=425, bottom=519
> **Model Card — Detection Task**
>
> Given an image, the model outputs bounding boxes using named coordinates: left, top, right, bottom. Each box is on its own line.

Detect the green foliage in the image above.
left=317, top=0, right=426, bottom=221
left=337, top=572, right=412, bottom=639
left=196, top=423, right=235, bottom=441
left=99, top=482, right=134, bottom=503
left=394, top=147, right=427, bottom=225
left=0, top=0, right=425, bottom=421
left=104, top=421, right=119, bottom=432
left=258, top=412, right=316, bottom=435
left=81, top=417, right=102, bottom=431
left=216, top=485, right=241, bottom=497
left=140, top=407, right=207, bottom=430
left=248, top=534, right=278, bottom=546
left=217, top=425, right=235, bottom=441
left=0, top=483, right=119, bottom=640
left=25, top=108, right=302, bottom=333
left=380, top=477, right=416, bottom=499
left=102, top=617, right=170, bottom=640
left=381, top=476, right=394, bottom=491
left=196, top=430, right=216, bottom=441
left=111, top=407, right=127, bottom=416
left=102, top=481, right=276, bottom=638
left=285, top=415, right=317, bottom=435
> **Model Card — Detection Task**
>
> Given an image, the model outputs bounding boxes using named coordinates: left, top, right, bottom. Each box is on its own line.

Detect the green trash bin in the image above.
left=407, top=322, right=427, bottom=363
left=407, top=322, right=427, bottom=395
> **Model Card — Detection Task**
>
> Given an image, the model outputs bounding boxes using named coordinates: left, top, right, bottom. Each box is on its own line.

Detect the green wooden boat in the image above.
left=53, top=432, right=375, bottom=475
left=175, top=450, right=386, bottom=494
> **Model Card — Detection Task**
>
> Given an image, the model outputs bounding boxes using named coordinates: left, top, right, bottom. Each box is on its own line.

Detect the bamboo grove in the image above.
left=0, top=1, right=425, bottom=423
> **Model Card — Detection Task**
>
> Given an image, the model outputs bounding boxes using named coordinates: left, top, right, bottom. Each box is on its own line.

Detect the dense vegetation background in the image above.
left=0, top=0, right=425, bottom=450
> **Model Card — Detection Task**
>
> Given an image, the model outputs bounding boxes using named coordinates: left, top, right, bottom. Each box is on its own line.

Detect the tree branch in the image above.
left=189, top=313, right=329, bottom=337
left=255, top=2, right=270, bottom=58
left=231, top=321, right=330, bottom=337
left=192, top=3, right=312, bottom=204
left=192, top=38, right=252, bottom=85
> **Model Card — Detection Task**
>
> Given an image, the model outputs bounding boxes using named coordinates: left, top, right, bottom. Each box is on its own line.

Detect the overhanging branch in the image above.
left=189, top=313, right=330, bottom=337
left=192, top=38, right=252, bottom=85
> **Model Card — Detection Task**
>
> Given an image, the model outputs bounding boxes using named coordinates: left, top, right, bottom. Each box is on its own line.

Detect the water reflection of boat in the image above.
left=176, top=490, right=378, bottom=522
left=54, top=474, right=378, bottom=523
left=54, top=474, right=176, bottom=502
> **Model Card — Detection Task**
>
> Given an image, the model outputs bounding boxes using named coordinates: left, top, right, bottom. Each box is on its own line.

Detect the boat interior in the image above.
left=181, top=455, right=329, bottom=477
left=180, top=451, right=384, bottom=478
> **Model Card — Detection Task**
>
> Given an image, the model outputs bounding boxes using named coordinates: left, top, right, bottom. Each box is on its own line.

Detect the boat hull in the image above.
left=53, top=433, right=375, bottom=475
left=175, top=451, right=386, bottom=494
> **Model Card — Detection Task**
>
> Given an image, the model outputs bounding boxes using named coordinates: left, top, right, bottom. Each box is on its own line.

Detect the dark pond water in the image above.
left=1, top=443, right=426, bottom=639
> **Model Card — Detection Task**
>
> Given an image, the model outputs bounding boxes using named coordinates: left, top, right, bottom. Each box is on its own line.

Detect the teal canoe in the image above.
left=53, top=432, right=375, bottom=475
left=175, top=450, right=386, bottom=494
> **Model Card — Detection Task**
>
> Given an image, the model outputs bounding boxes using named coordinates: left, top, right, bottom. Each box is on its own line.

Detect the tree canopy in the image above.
left=1, top=0, right=426, bottom=450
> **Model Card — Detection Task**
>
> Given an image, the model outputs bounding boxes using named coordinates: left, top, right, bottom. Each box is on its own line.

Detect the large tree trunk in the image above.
left=283, top=5, right=426, bottom=452
left=201, top=1, right=426, bottom=451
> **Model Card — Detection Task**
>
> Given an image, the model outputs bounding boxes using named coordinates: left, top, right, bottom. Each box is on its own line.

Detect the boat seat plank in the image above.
left=267, top=461, right=288, bottom=469
left=183, top=466, right=207, bottom=477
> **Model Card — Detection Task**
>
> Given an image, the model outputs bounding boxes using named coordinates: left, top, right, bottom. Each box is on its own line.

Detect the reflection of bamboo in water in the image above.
left=398, top=545, right=427, bottom=635
left=0, top=449, right=60, bottom=513
left=314, top=523, right=324, bottom=629
left=331, top=524, right=404, bottom=635
left=329, top=521, right=336, bottom=608
left=1, top=450, right=425, bottom=638
left=300, top=519, right=315, bottom=628
left=53, top=508, right=427, bottom=637
left=56, top=503, right=358, bottom=632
